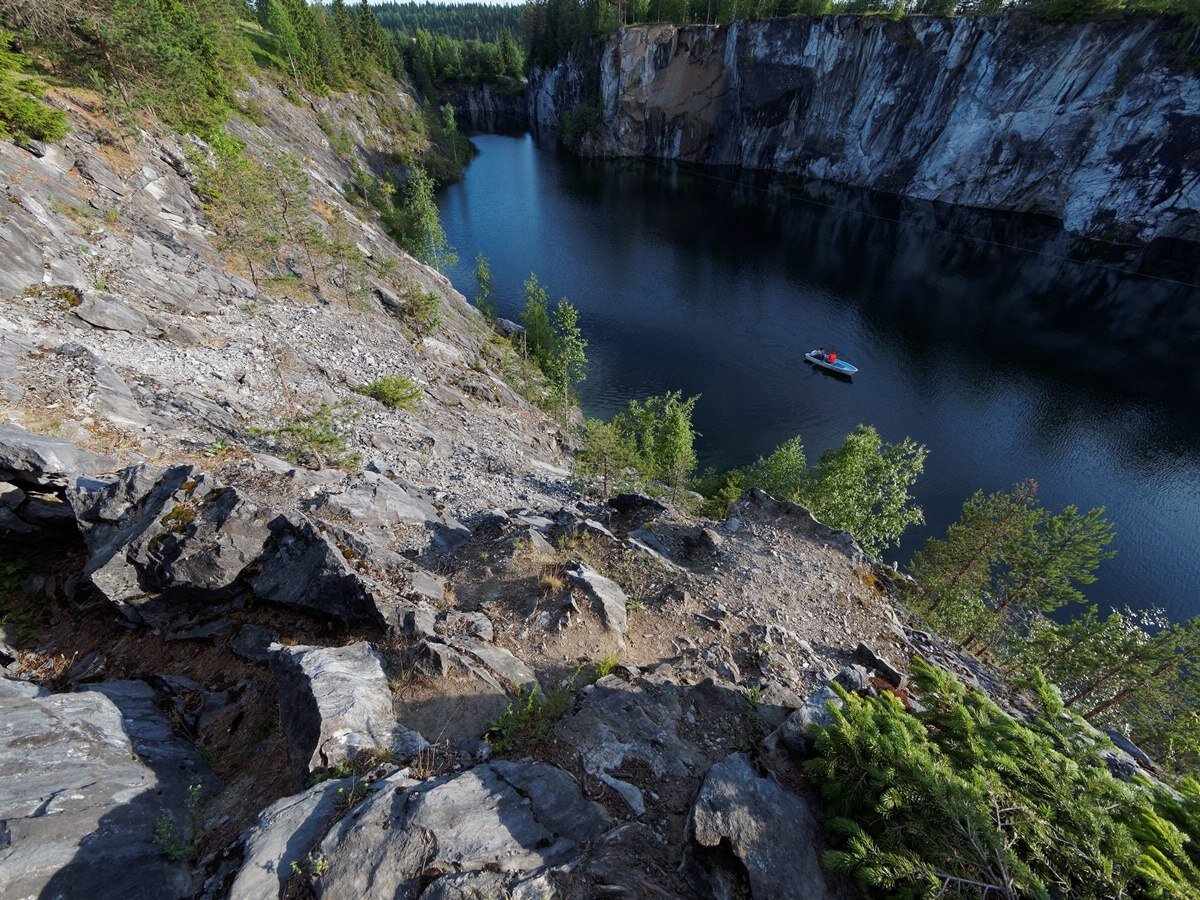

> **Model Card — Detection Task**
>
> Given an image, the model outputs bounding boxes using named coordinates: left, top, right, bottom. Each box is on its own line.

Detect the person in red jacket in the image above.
left=828, top=350, right=838, bottom=364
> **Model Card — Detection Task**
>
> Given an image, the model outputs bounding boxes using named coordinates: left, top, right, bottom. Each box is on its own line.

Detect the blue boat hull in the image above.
left=805, top=351, right=858, bottom=376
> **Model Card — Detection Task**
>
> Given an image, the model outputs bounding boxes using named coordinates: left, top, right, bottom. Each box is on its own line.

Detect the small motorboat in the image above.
left=805, top=350, right=859, bottom=376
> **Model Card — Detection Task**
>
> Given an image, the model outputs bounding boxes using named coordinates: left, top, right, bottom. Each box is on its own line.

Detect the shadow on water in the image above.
left=438, top=134, right=1200, bottom=621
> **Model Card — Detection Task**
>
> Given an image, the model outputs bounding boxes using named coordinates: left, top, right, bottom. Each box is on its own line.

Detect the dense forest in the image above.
left=374, top=3, right=526, bottom=92
left=372, top=1, right=525, bottom=42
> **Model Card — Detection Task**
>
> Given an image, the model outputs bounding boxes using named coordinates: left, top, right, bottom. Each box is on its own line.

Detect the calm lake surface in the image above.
left=438, top=133, right=1200, bottom=622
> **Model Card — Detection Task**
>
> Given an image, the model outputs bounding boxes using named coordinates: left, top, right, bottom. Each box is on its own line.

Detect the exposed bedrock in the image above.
left=525, top=15, right=1200, bottom=245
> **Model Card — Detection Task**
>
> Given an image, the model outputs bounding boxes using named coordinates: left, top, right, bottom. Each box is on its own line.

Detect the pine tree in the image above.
left=394, top=168, right=455, bottom=269
left=576, top=418, right=638, bottom=496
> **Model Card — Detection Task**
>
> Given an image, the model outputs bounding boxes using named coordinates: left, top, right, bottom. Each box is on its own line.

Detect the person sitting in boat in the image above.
left=827, top=350, right=838, bottom=364
left=817, top=347, right=827, bottom=361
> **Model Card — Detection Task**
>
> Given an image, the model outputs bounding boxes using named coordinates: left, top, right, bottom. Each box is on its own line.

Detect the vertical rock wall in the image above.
left=526, top=15, right=1200, bottom=245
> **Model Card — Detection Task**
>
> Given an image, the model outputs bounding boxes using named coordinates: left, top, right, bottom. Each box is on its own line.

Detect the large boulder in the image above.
left=566, top=561, right=629, bottom=636
left=0, top=422, right=112, bottom=490
left=305, top=471, right=471, bottom=549
left=217, top=775, right=391, bottom=900
left=314, top=761, right=611, bottom=898
left=0, top=689, right=206, bottom=899
left=555, top=674, right=709, bottom=817
left=68, top=464, right=387, bottom=626
left=684, top=753, right=832, bottom=899
left=73, top=290, right=155, bottom=335
left=270, top=641, right=426, bottom=776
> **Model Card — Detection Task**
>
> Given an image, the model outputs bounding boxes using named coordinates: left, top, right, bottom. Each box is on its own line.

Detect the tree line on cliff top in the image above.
left=522, top=0, right=1200, bottom=65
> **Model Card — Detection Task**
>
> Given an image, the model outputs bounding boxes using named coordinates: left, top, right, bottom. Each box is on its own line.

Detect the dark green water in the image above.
left=438, top=133, right=1200, bottom=622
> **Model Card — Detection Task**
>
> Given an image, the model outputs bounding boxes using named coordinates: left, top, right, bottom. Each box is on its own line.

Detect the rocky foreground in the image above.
left=0, top=73, right=1161, bottom=900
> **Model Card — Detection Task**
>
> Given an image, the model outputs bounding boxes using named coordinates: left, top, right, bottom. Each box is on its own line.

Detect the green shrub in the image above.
left=354, top=374, right=421, bottom=410
left=0, top=31, right=69, bottom=142
left=560, top=101, right=600, bottom=152
left=486, top=681, right=575, bottom=754
left=695, top=425, right=926, bottom=556
left=404, top=287, right=442, bottom=335
left=806, top=658, right=1200, bottom=898
left=258, top=405, right=361, bottom=470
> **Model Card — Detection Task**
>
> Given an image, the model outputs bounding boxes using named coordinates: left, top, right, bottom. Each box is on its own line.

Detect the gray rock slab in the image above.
left=763, top=683, right=843, bottom=759
left=402, top=568, right=444, bottom=603
left=230, top=624, right=276, bottom=662
left=0, top=676, right=48, bottom=699
left=82, top=680, right=219, bottom=798
left=1107, top=729, right=1154, bottom=769
left=314, top=761, right=610, bottom=899
left=556, top=675, right=706, bottom=779
left=225, top=776, right=376, bottom=900
left=0, top=423, right=112, bottom=489
left=0, top=690, right=194, bottom=899
left=440, top=610, right=493, bottom=642
left=270, top=641, right=426, bottom=775
left=566, top=561, right=629, bottom=636
left=74, top=291, right=153, bottom=334
left=685, top=753, right=830, bottom=900
left=76, top=152, right=128, bottom=195
left=854, top=641, right=905, bottom=688
left=308, top=470, right=434, bottom=529
left=443, top=635, right=537, bottom=689
left=308, top=471, right=471, bottom=550
left=0, top=218, right=44, bottom=299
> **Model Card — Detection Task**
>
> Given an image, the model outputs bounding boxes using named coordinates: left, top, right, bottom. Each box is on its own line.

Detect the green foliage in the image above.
left=593, top=652, right=620, bottom=679
left=371, top=2, right=526, bottom=42
left=560, top=101, right=600, bottom=151
left=259, top=405, right=361, bottom=470
left=575, top=417, right=640, bottom=497
left=520, top=273, right=554, bottom=368
left=697, top=426, right=925, bottom=556
left=354, top=374, right=422, bottom=410
left=515, top=275, right=588, bottom=413
left=402, top=285, right=442, bottom=335
left=486, top=681, right=575, bottom=753
left=398, top=24, right=524, bottom=90
left=804, top=425, right=926, bottom=558
left=473, top=252, right=496, bottom=317
left=547, top=298, right=588, bottom=407
left=0, top=30, right=69, bottom=141
left=290, top=851, right=330, bottom=879
left=596, top=391, right=700, bottom=500
left=806, top=658, right=1200, bottom=899
left=423, top=103, right=475, bottom=183
left=1017, top=607, right=1200, bottom=773
left=96, top=0, right=249, bottom=137
left=344, top=165, right=456, bottom=269
left=392, top=168, right=457, bottom=269
left=152, top=784, right=204, bottom=863
left=742, top=435, right=808, bottom=503
left=909, top=481, right=1115, bottom=650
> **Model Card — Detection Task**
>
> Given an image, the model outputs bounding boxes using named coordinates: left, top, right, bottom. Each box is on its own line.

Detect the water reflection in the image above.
left=438, top=133, right=1200, bottom=621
